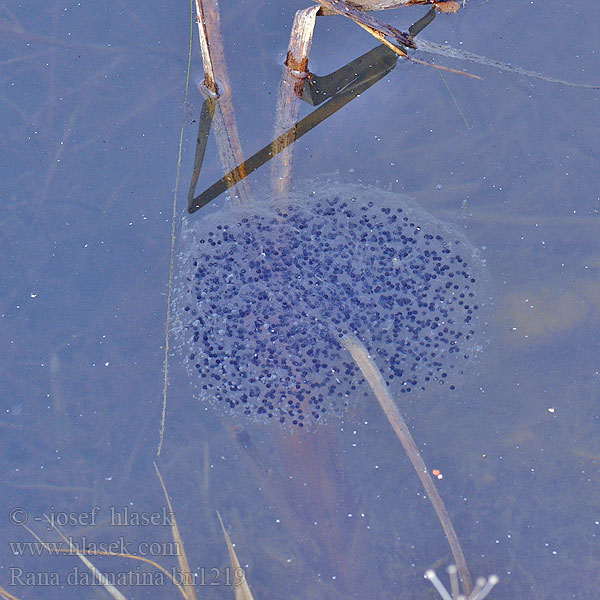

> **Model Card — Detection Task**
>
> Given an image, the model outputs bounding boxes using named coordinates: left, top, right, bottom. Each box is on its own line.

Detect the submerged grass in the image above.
left=9, top=461, right=498, bottom=599
left=11, top=465, right=255, bottom=600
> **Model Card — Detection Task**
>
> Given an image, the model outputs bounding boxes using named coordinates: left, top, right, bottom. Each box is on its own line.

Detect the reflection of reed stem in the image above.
left=341, top=333, right=473, bottom=595
left=193, top=0, right=250, bottom=203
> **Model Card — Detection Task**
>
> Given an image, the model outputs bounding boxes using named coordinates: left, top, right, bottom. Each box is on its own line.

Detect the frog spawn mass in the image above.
left=172, top=182, right=487, bottom=428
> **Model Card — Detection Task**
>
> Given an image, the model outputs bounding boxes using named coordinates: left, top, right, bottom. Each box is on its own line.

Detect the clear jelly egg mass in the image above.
left=172, top=181, right=488, bottom=428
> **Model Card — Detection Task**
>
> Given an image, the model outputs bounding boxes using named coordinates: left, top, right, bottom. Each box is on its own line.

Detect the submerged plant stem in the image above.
left=341, top=333, right=473, bottom=594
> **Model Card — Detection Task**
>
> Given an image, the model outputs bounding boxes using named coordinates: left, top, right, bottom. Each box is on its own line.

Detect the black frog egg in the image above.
left=172, top=181, right=488, bottom=428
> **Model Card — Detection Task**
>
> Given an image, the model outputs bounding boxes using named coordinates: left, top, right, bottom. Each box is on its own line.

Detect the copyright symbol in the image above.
left=9, top=507, right=28, bottom=526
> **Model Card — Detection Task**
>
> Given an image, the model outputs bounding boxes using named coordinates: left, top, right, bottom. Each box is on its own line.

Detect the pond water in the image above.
left=1, top=1, right=599, bottom=598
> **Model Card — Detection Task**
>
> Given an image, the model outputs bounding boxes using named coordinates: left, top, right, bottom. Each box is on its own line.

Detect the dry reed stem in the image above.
left=341, top=333, right=473, bottom=594
left=271, top=6, right=320, bottom=195
left=315, top=0, right=479, bottom=79
left=194, top=0, right=250, bottom=204
left=217, top=512, right=256, bottom=600
left=318, top=0, right=459, bottom=13
left=154, top=462, right=198, bottom=600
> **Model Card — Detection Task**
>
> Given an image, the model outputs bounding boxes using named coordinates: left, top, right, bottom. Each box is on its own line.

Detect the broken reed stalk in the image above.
left=315, top=0, right=479, bottom=79
left=194, top=0, right=250, bottom=204
left=271, top=6, right=320, bottom=195
left=341, top=333, right=473, bottom=595
left=270, top=1, right=462, bottom=197
left=317, top=0, right=460, bottom=12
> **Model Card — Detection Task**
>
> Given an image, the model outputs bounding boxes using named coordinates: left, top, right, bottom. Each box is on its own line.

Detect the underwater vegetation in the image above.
left=173, top=181, right=488, bottom=428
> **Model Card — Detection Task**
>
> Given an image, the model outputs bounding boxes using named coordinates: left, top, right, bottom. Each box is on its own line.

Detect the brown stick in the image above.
left=341, top=333, right=473, bottom=594
left=194, top=0, right=250, bottom=204
left=271, top=6, right=319, bottom=195
left=318, top=0, right=460, bottom=14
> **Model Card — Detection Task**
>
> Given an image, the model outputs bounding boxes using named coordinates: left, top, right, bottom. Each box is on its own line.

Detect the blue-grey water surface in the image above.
left=1, top=1, right=599, bottom=598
